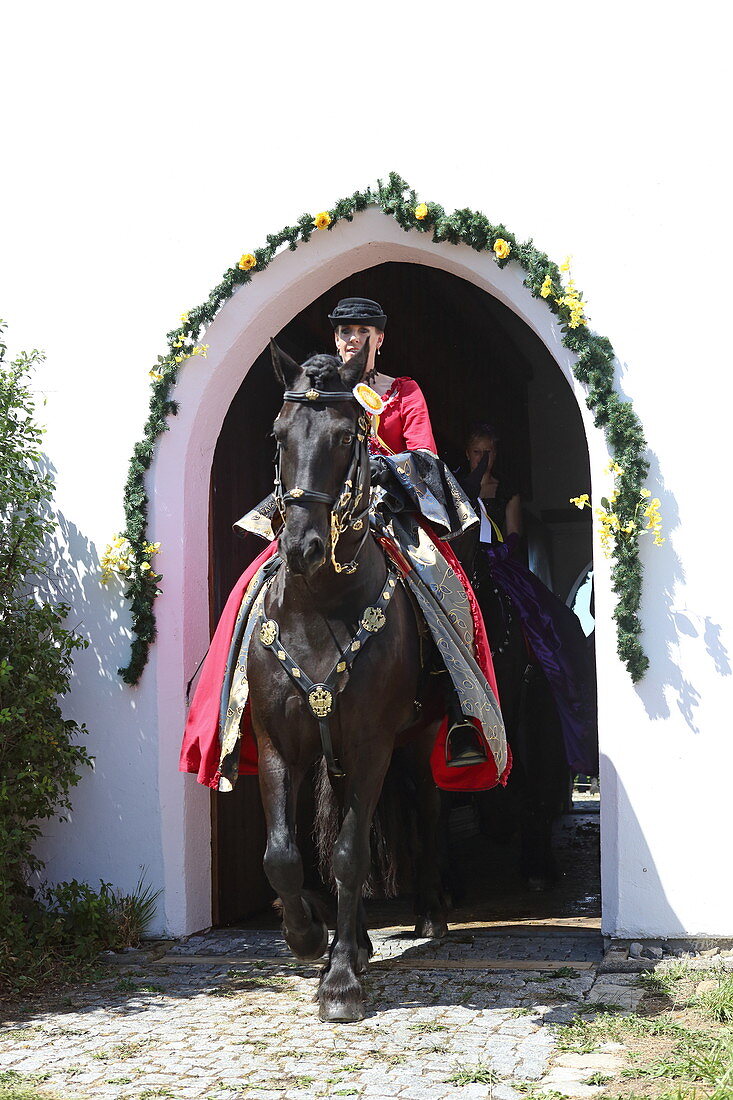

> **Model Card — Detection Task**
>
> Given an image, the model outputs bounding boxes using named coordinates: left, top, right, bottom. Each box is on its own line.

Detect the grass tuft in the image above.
left=446, top=1062, right=499, bottom=1086
left=696, top=973, right=733, bottom=1023
left=0, top=1070, right=57, bottom=1100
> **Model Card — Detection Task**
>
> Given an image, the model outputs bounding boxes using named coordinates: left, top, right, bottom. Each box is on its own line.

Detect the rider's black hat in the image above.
left=328, top=297, right=387, bottom=331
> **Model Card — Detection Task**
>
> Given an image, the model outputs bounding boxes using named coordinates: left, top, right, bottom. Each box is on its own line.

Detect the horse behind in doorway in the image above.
left=246, top=342, right=445, bottom=1022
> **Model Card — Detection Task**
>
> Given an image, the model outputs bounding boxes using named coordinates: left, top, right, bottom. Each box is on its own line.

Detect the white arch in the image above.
left=150, top=206, right=611, bottom=935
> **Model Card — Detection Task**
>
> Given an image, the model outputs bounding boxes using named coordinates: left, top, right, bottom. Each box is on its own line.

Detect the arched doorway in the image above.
left=153, top=205, right=612, bottom=937
left=209, top=262, right=596, bottom=926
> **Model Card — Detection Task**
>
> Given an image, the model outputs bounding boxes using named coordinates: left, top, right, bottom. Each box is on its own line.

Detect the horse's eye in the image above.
left=341, top=432, right=353, bottom=446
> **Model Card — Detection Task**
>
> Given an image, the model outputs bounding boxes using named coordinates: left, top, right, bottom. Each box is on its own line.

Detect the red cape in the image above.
left=179, top=539, right=510, bottom=792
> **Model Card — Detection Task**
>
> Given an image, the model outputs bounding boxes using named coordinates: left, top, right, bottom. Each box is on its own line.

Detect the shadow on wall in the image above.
left=601, top=751, right=685, bottom=937
left=612, top=363, right=730, bottom=732
left=30, top=454, right=160, bottom=896
left=633, top=448, right=730, bottom=730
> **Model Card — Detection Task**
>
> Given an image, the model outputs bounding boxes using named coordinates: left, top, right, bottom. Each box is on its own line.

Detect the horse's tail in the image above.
left=313, top=757, right=411, bottom=898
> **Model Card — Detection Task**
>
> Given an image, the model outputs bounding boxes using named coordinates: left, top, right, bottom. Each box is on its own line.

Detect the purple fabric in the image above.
left=483, top=537, right=598, bottom=776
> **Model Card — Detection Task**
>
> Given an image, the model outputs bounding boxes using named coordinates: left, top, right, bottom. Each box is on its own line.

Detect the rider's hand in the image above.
left=369, top=455, right=391, bottom=488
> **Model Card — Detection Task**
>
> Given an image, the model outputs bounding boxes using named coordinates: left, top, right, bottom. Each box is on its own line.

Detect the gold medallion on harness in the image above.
left=361, top=606, right=386, bottom=633
left=289, top=487, right=304, bottom=498
left=308, top=686, right=333, bottom=718
left=305, top=389, right=319, bottom=401
left=259, top=620, right=277, bottom=646
left=336, top=661, right=347, bottom=673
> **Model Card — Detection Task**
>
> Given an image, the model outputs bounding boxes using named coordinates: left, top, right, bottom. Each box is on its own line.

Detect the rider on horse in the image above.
left=180, top=298, right=510, bottom=796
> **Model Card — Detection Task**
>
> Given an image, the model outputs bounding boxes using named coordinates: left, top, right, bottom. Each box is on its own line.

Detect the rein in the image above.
left=274, top=387, right=372, bottom=575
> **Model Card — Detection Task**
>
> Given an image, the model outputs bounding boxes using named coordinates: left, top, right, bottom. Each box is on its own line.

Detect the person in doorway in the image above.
left=456, top=422, right=598, bottom=886
left=463, top=423, right=522, bottom=545
left=180, top=298, right=509, bottom=797
left=458, top=422, right=598, bottom=782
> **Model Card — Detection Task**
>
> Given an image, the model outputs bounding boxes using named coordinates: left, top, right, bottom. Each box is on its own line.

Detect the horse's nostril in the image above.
left=304, top=536, right=325, bottom=566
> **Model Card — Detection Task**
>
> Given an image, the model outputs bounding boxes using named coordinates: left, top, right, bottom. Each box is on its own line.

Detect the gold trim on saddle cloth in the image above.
left=217, top=577, right=272, bottom=792
left=232, top=494, right=283, bottom=542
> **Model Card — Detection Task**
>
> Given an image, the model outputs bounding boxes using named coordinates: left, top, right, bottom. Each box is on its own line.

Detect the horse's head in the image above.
left=270, top=340, right=370, bottom=578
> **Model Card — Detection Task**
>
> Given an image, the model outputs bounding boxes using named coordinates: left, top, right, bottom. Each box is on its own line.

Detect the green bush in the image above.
left=0, top=319, right=92, bottom=992
left=42, top=874, right=161, bottom=954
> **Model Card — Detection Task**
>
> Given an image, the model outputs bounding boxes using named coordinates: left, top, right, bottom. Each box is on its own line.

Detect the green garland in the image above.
left=117, top=172, right=650, bottom=685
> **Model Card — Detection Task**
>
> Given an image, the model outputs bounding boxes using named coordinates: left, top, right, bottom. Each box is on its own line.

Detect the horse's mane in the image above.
left=301, top=353, right=345, bottom=391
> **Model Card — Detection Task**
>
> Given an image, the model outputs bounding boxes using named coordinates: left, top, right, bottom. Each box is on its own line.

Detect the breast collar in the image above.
left=257, top=567, right=399, bottom=776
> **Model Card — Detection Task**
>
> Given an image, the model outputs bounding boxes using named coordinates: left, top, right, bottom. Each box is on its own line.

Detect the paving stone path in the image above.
left=0, top=927, right=647, bottom=1100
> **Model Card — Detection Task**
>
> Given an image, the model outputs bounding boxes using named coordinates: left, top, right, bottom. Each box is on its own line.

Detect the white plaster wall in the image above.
left=2, top=2, right=731, bottom=936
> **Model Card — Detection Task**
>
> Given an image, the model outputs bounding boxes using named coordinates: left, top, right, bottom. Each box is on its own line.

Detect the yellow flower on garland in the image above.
left=313, top=211, right=332, bottom=230
left=540, top=274, right=554, bottom=299
left=180, top=311, right=190, bottom=325
left=415, top=202, right=429, bottom=220
left=493, top=238, right=511, bottom=260
left=149, top=369, right=164, bottom=382
left=570, top=493, right=590, bottom=509
left=554, top=257, right=588, bottom=328
left=101, top=535, right=161, bottom=584
left=238, top=253, right=257, bottom=271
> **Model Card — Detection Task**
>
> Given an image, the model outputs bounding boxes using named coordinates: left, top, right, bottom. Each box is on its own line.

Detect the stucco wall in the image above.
left=3, top=3, right=731, bottom=937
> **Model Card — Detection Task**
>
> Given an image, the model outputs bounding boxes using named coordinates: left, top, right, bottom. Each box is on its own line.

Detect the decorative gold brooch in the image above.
left=289, top=487, right=304, bottom=498
left=305, top=389, right=319, bottom=401
left=259, top=620, right=277, bottom=646
left=308, top=686, right=333, bottom=718
left=361, top=606, right=386, bottom=633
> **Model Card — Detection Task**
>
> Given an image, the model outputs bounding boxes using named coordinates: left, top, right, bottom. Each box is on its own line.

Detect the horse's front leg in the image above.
left=258, top=744, right=328, bottom=961
left=318, top=753, right=390, bottom=1022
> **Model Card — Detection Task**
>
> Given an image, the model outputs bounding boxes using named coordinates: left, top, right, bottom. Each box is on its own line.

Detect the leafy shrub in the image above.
left=42, top=874, right=161, bottom=953
left=0, top=320, right=92, bottom=992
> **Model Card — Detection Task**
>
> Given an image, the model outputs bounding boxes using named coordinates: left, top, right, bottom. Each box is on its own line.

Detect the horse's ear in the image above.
left=270, top=339, right=301, bottom=389
left=338, top=337, right=370, bottom=390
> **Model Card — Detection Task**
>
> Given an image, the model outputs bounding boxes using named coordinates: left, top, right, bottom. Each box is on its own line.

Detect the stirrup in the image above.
left=445, top=721, right=489, bottom=768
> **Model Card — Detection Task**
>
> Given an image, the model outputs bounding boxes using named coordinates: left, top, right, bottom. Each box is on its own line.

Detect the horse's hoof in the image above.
left=285, top=903, right=329, bottom=961
left=286, top=920, right=329, bottom=961
left=414, top=916, right=448, bottom=939
left=319, top=999, right=365, bottom=1023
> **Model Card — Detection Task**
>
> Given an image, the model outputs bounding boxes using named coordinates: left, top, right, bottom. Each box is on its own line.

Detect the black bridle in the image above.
left=274, top=388, right=372, bottom=574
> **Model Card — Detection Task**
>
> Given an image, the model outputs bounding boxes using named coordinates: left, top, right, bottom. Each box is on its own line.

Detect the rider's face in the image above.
left=467, top=437, right=497, bottom=473
left=334, top=324, right=383, bottom=365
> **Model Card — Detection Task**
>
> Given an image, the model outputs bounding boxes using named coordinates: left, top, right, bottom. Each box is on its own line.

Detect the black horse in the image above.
left=246, top=342, right=446, bottom=1022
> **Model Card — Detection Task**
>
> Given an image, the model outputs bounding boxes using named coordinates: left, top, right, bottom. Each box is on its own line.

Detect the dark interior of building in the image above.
left=208, top=261, right=598, bottom=929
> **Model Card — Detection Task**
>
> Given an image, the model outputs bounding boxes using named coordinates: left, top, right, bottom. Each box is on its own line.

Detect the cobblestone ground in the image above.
left=0, top=805, right=617, bottom=1099
left=0, top=931, right=650, bottom=1100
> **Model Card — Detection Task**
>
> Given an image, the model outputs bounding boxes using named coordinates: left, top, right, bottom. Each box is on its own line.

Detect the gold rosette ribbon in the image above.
left=352, top=383, right=385, bottom=415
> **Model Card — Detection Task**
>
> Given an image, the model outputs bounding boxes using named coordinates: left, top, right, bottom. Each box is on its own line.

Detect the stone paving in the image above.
left=168, top=926, right=605, bottom=965
left=0, top=928, right=647, bottom=1100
